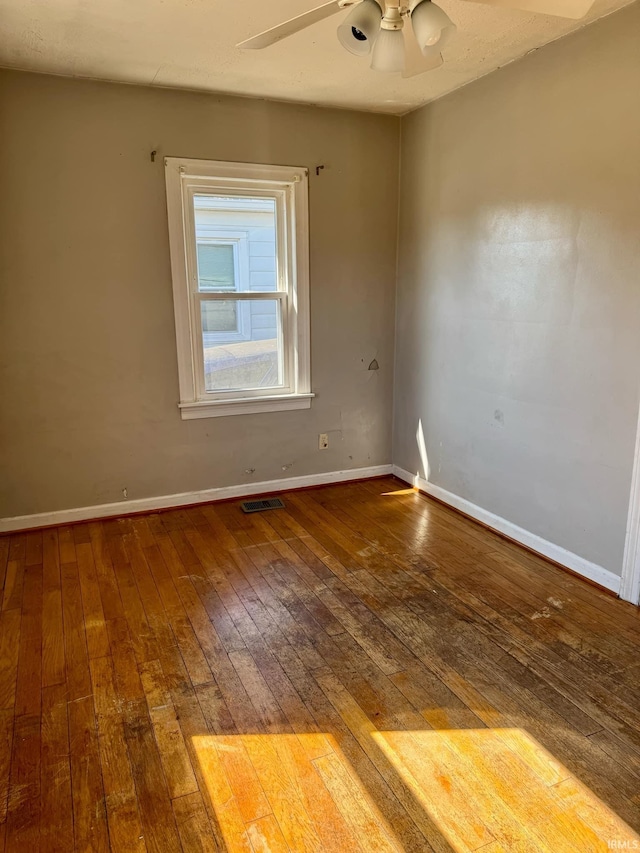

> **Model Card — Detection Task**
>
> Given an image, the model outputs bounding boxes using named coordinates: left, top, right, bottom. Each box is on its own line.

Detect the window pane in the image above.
left=201, top=299, right=282, bottom=392
left=193, top=194, right=278, bottom=292
left=197, top=243, right=235, bottom=292
left=202, top=299, right=238, bottom=334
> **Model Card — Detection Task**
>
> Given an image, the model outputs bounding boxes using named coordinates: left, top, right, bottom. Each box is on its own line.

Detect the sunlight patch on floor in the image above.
left=372, top=728, right=640, bottom=853
left=194, top=728, right=640, bottom=852
left=192, top=732, right=402, bottom=853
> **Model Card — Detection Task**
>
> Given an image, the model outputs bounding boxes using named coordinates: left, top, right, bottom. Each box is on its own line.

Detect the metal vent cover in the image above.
left=240, top=497, right=285, bottom=513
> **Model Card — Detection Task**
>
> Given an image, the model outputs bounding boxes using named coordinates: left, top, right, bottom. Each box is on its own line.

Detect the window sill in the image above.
left=178, top=392, right=315, bottom=419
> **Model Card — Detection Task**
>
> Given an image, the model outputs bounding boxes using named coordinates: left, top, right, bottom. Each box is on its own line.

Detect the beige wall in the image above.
left=393, top=2, right=640, bottom=576
left=0, top=71, right=399, bottom=517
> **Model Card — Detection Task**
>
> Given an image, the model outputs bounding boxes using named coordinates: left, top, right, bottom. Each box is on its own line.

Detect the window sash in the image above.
left=191, top=293, right=291, bottom=400
left=185, top=186, right=290, bottom=400
left=185, top=185, right=287, bottom=300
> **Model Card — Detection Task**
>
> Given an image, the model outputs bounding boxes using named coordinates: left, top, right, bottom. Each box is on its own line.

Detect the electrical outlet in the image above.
left=319, top=433, right=329, bottom=450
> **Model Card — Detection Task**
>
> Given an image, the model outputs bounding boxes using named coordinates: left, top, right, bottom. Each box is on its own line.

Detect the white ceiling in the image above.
left=0, top=0, right=633, bottom=114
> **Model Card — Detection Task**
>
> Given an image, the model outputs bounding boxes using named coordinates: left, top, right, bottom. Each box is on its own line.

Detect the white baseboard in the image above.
left=2, top=461, right=623, bottom=597
left=0, top=465, right=393, bottom=534
left=392, top=466, right=621, bottom=595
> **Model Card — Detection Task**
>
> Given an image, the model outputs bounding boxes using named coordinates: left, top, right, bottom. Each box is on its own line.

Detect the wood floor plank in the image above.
left=240, top=733, right=322, bottom=853
left=14, top=566, right=42, bottom=719
left=72, top=524, right=92, bottom=546
left=61, top=561, right=92, bottom=702
left=193, top=735, right=253, bottom=853
left=138, top=659, right=198, bottom=801
left=551, top=776, right=640, bottom=848
left=121, top=533, right=178, bottom=669
left=120, top=696, right=183, bottom=853
left=25, top=533, right=43, bottom=569
left=312, top=750, right=403, bottom=853
left=195, top=680, right=237, bottom=736
left=169, top=686, right=229, bottom=849
left=269, top=732, right=371, bottom=853
left=0, top=709, right=13, bottom=828
left=5, top=714, right=40, bottom=853
left=89, top=523, right=125, bottom=624
left=90, top=656, right=146, bottom=853
left=0, top=611, right=21, bottom=711
left=57, top=527, right=76, bottom=566
left=76, top=543, right=110, bottom=661
left=105, top=533, right=154, bottom=665
left=105, top=617, right=145, bottom=704
left=211, top=734, right=271, bottom=824
left=68, top=695, right=110, bottom=853
left=228, top=648, right=291, bottom=733
left=2, top=560, right=24, bottom=614
left=41, top=589, right=64, bottom=689
left=171, top=791, right=220, bottom=853
left=41, top=531, right=60, bottom=594
left=40, top=685, right=72, bottom=853
left=246, top=813, right=291, bottom=853
left=142, top=539, right=215, bottom=688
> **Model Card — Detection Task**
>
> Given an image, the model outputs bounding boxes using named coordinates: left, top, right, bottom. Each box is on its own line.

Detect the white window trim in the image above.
left=165, top=158, right=313, bottom=419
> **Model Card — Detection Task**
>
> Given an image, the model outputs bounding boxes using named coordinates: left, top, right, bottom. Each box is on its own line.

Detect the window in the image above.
left=164, top=158, right=313, bottom=418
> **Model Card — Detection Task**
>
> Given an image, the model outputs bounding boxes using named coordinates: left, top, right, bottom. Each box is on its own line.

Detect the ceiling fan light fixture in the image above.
left=370, top=26, right=405, bottom=73
left=410, top=0, right=456, bottom=53
left=337, top=0, right=383, bottom=56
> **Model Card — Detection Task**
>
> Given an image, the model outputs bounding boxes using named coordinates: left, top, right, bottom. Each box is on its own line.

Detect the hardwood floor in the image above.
left=0, top=476, right=639, bottom=852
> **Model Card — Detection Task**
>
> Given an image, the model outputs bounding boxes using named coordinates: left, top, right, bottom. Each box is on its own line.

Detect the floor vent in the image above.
left=240, top=497, right=285, bottom=514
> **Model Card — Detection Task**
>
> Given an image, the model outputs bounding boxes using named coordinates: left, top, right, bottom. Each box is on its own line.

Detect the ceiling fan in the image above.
left=237, top=0, right=597, bottom=77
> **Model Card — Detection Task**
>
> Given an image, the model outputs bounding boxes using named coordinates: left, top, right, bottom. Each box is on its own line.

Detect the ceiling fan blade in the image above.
left=459, top=0, right=594, bottom=19
left=401, top=22, right=443, bottom=77
left=237, top=1, right=345, bottom=49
